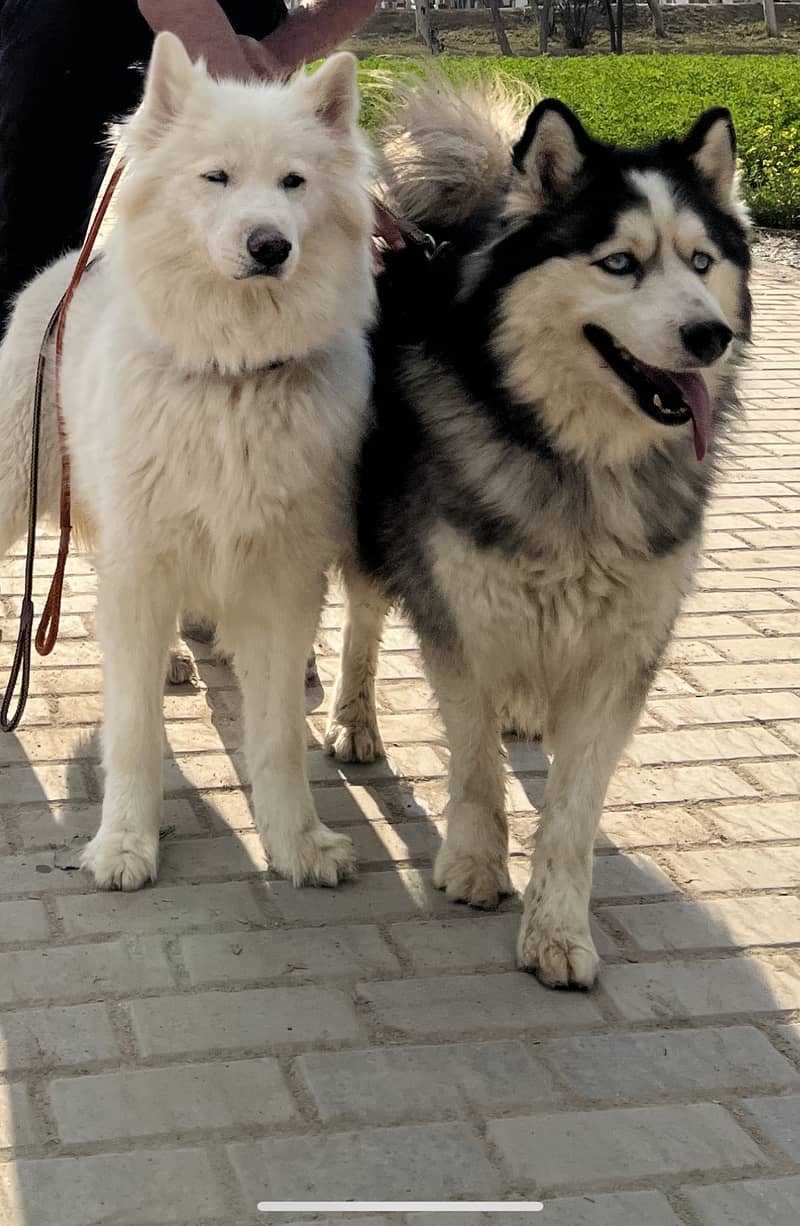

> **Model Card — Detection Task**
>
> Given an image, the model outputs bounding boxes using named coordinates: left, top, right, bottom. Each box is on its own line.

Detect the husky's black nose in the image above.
left=680, top=320, right=733, bottom=364
left=247, top=227, right=292, bottom=274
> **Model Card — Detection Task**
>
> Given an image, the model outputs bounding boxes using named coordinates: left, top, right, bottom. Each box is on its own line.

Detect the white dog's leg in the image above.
left=517, top=699, right=637, bottom=988
left=231, top=579, right=354, bottom=886
left=325, top=567, right=387, bottom=764
left=166, top=623, right=197, bottom=684
left=431, top=660, right=512, bottom=910
left=82, top=567, right=177, bottom=890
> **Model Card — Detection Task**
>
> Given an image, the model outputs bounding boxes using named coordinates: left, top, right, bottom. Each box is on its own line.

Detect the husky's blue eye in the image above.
left=282, top=173, right=306, bottom=190
left=203, top=170, right=229, bottom=185
left=598, top=252, right=638, bottom=276
left=692, top=251, right=713, bottom=274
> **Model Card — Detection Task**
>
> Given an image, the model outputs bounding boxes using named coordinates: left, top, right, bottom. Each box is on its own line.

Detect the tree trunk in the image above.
left=644, top=0, right=665, bottom=37
left=615, top=0, right=624, bottom=53
left=763, top=0, right=779, bottom=37
left=415, top=0, right=442, bottom=53
left=539, top=0, right=553, bottom=53
left=488, top=0, right=514, bottom=55
left=603, top=0, right=618, bottom=51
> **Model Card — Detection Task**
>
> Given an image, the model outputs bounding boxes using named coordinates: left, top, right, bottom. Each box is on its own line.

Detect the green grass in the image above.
left=358, top=54, right=800, bottom=229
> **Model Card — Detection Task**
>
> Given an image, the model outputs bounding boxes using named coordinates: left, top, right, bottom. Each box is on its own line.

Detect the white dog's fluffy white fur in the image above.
left=0, top=34, right=375, bottom=890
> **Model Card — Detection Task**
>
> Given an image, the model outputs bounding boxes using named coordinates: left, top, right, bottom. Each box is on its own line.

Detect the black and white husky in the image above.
left=326, top=79, right=751, bottom=988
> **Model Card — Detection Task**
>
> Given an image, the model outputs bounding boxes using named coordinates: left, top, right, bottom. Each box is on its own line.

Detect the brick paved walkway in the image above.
left=0, top=262, right=799, bottom=1225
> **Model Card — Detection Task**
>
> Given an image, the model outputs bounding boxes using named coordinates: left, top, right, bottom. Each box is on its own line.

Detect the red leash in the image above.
left=0, top=159, right=124, bottom=731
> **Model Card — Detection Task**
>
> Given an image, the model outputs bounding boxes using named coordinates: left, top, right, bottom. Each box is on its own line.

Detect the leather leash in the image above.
left=1, top=159, right=125, bottom=732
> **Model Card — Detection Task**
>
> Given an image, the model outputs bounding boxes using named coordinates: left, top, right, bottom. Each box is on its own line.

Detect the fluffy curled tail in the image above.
left=373, top=71, right=537, bottom=229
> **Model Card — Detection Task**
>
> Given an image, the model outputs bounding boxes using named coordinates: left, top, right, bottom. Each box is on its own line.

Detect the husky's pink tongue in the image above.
left=668, top=372, right=711, bottom=461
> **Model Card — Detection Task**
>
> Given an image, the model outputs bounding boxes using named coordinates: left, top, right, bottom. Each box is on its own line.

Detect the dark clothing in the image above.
left=0, top=0, right=286, bottom=328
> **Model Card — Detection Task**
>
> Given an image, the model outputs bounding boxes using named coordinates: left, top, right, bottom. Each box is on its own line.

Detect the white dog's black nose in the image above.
left=680, top=321, right=733, bottom=364
left=247, top=227, right=292, bottom=274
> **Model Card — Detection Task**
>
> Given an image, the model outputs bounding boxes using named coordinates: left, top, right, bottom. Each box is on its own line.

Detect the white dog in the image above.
left=0, top=34, right=375, bottom=890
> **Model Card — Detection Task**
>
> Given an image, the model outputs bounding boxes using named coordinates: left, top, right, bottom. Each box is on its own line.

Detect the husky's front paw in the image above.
left=166, top=640, right=197, bottom=685
left=268, top=824, right=356, bottom=887
left=516, top=887, right=598, bottom=988
left=433, top=844, right=513, bottom=910
left=324, top=714, right=383, bottom=764
left=81, top=831, right=159, bottom=891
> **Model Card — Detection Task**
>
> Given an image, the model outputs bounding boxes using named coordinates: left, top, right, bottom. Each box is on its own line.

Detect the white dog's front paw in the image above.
left=166, top=640, right=197, bottom=685
left=81, top=830, right=159, bottom=891
left=268, top=824, right=356, bottom=887
left=516, top=886, right=598, bottom=988
left=433, top=843, right=513, bottom=910
left=324, top=714, right=383, bottom=764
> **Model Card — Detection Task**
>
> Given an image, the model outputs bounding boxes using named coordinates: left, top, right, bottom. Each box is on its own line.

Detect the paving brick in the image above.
left=228, top=1122, right=501, bottom=1201
left=590, top=852, right=678, bottom=899
left=651, top=691, right=800, bottom=728
left=10, top=798, right=203, bottom=849
left=606, top=895, right=800, bottom=951
left=744, top=758, right=800, bottom=795
left=0, top=1148, right=227, bottom=1225
left=129, top=986, right=363, bottom=1057
left=0, top=1003, right=119, bottom=1071
left=709, top=799, right=800, bottom=841
left=594, top=807, right=709, bottom=850
left=0, top=763, right=88, bottom=808
left=0, top=899, right=49, bottom=944
left=684, top=1176, right=800, bottom=1226
left=742, top=1094, right=800, bottom=1160
left=604, top=764, right=755, bottom=806
left=538, top=1027, right=799, bottom=1101
left=0, top=1084, right=37, bottom=1149
left=181, top=924, right=399, bottom=986
left=625, top=724, right=789, bottom=765
left=412, top=1193, right=684, bottom=1226
left=600, top=956, right=800, bottom=1021
left=686, top=661, right=800, bottom=691
left=358, top=972, right=602, bottom=1037
left=666, top=845, right=800, bottom=892
left=0, top=937, right=173, bottom=1005
left=50, top=1057, right=297, bottom=1142
left=389, top=915, right=525, bottom=972
left=488, top=1103, right=765, bottom=1190
left=56, top=880, right=268, bottom=936
left=268, top=867, right=460, bottom=924
left=296, top=1040, right=556, bottom=1122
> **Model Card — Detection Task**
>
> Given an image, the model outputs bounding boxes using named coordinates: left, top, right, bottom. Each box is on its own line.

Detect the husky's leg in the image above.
left=517, top=695, right=638, bottom=988
left=431, top=658, right=512, bottom=910
left=325, top=566, right=387, bottom=764
left=166, top=621, right=197, bottom=684
left=230, top=574, right=354, bottom=886
left=82, top=563, right=178, bottom=890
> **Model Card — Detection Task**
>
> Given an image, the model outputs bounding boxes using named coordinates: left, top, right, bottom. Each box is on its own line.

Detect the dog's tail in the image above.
left=375, top=71, right=536, bottom=229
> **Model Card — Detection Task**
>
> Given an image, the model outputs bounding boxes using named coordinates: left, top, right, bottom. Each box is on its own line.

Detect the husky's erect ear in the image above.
left=304, top=53, right=360, bottom=134
left=510, top=99, right=591, bottom=213
left=133, top=32, right=197, bottom=149
left=682, top=107, right=737, bottom=206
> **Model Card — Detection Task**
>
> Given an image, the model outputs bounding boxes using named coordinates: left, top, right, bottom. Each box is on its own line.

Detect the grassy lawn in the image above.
left=357, top=54, right=800, bottom=228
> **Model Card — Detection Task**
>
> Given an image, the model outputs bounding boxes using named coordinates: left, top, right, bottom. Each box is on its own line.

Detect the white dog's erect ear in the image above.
left=305, top=53, right=360, bottom=134
left=511, top=99, right=591, bottom=209
left=136, top=32, right=197, bottom=146
left=682, top=107, right=737, bottom=205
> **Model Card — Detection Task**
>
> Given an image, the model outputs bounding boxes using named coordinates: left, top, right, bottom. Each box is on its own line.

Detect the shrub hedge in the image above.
left=359, top=54, right=800, bottom=229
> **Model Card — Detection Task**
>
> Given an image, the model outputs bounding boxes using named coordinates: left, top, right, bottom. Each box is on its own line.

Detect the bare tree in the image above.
left=415, top=0, right=442, bottom=53
left=644, top=0, right=665, bottom=37
left=615, top=0, right=624, bottom=53
left=539, top=0, right=554, bottom=52
left=488, top=0, right=514, bottom=55
left=602, top=0, right=618, bottom=51
left=763, top=0, right=779, bottom=37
